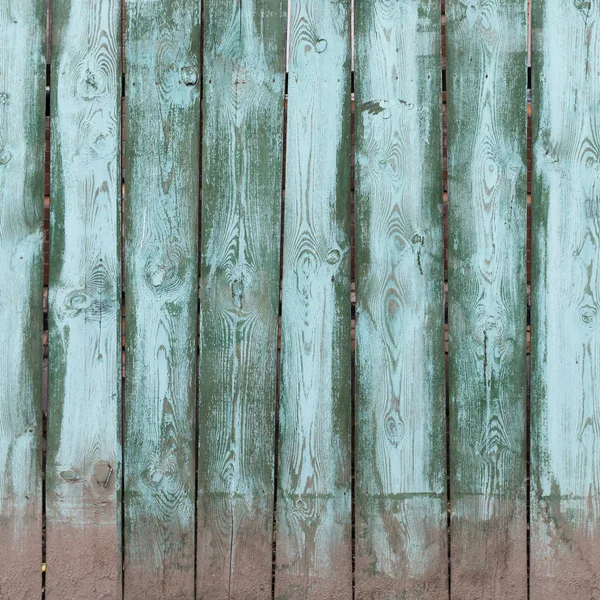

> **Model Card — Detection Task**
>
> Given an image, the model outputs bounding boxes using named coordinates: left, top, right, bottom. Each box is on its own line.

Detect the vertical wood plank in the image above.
left=354, top=1, right=447, bottom=598
left=446, top=0, right=528, bottom=597
left=196, top=0, right=285, bottom=597
left=531, top=2, right=600, bottom=596
left=0, top=0, right=45, bottom=597
left=47, top=0, right=122, bottom=597
left=275, top=1, right=351, bottom=597
left=123, top=1, right=200, bottom=597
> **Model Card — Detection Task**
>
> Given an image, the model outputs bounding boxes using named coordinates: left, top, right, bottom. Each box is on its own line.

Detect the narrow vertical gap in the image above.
left=526, top=0, right=532, bottom=595
left=42, top=0, right=52, bottom=596
left=445, top=362, right=451, bottom=600
left=350, top=118, right=356, bottom=597
left=271, top=35, right=289, bottom=598
left=194, top=1, right=206, bottom=597
left=349, top=0, right=356, bottom=597
left=119, top=1, right=126, bottom=597
left=441, top=1, right=451, bottom=598
left=42, top=361, right=47, bottom=600
left=526, top=358, right=531, bottom=598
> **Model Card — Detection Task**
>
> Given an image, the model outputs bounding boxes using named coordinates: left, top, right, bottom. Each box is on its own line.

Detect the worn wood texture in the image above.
left=353, top=1, right=447, bottom=598
left=446, top=0, right=528, bottom=597
left=196, top=0, right=285, bottom=598
left=275, top=1, right=351, bottom=598
left=531, top=1, right=600, bottom=597
left=46, top=0, right=122, bottom=597
left=123, top=1, right=200, bottom=598
left=0, top=0, right=45, bottom=597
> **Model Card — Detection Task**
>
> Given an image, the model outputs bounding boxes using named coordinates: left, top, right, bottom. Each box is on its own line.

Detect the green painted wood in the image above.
left=0, top=0, right=45, bottom=597
left=531, top=2, right=600, bottom=596
left=275, top=1, right=351, bottom=597
left=446, top=0, right=528, bottom=597
left=123, top=1, right=200, bottom=598
left=354, top=1, right=446, bottom=598
left=197, top=1, right=285, bottom=597
left=46, top=0, right=122, bottom=597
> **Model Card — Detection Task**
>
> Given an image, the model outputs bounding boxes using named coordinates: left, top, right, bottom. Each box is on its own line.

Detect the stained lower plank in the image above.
left=123, top=1, right=200, bottom=598
left=531, top=2, right=600, bottom=597
left=196, top=1, right=285, bottom=598
left=446, top=0, right=528, bottom=597
left=0, top=1, right=45, bottom=598
left=46, top=0, right=122, bottom=597
left=354, top=1, right=447, bottom=598
left=275, top=1, right=352, bottom=598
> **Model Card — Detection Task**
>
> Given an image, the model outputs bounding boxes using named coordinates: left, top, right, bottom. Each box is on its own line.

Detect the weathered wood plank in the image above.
left=123, top=1, right=200, bottom=598
left=197, top=1, right=285, bottom=597
left=446, top=0, right=528, bottom=597
left=275, top=1, right=351, bottom=597
left=46, top=0, right=122, bottom=597
left=0, top=0, right=45, bottom=597
left=531, top=2, right=600, bottom=597
left=354, top=1, right=446, bottom=598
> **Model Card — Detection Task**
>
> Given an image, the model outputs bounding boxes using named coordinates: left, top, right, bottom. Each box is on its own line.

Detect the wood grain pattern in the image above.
left=354, top=1, right=447, bottom=598
left=123, top=1, right=200, bottom=598
left=197, top=1, right=285, bottom=597
left=275, top=1, right=351, bottom=598
left=531, top=1, right=600, bottom=597
left=0, top=0, right=45, bottom=597
left=46, top=0, right=122, bottom=597
left=446, top=0, right=528, bottom=597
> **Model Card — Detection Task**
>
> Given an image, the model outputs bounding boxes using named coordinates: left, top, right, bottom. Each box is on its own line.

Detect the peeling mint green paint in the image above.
left=47, top=0, right=122, bottom=597
left=275, top=1, right=352, bottom=597
left=446, top=0, right=528, bottom=597
left=354, top=1, right=447, bottom=596
left=197, top=1, right=285, bottom=597
left=0, top=0, right=45, bottom=596
left=531, top=1, right=600, bottom=596
left=123, top=0, right=200, bottom=597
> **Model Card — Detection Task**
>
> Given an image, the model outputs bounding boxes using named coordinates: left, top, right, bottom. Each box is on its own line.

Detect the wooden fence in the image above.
left=0, top=0, right=598, bottom=598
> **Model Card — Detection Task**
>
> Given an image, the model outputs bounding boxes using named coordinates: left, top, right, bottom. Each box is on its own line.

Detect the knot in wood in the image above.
left=484, top=316, right=497, bottom=331
left=384, top=407, right=405, bottom=447
left=59, top=470, right=80, bottom=483
left=181, top=66, right=198, bottom=86
left=150, top=470, right=164, bottom=485
left=580, top=306, right=597, bottom=326
left=65, top=281, right=116, bottom=320
left=143, top=243, right=186, bottom=296
left=77, top=68, right=104, bottom=101
left=315, top=39, right=328, bottom=53
left=326, top=249, right=341, bottom=264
